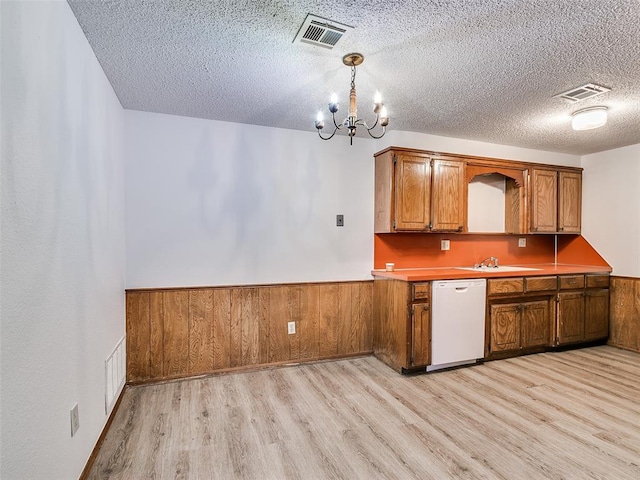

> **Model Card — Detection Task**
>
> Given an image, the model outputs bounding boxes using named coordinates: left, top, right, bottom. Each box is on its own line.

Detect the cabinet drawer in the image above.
left=586, top=274, right=609, bottom=288
left=488, top=278, right=524, bottom=296
left=525, top=276, right=557, bottom=292
left=559, top=275, right=585, bottom=290
left=412, top=282, right=431, bottom=300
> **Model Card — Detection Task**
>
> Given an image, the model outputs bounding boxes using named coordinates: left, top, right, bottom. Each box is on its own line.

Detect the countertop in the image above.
left=370, top=264, right=612, bottom=282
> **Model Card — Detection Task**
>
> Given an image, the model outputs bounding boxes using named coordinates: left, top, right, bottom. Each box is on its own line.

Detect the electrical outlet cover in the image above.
left=518, top=238, right=527, bottom=248
left=70, top=403, right=80, bottom=437
left=287, top=321, right=296, bottom=334
left=441, top=239, right=451, bottom=251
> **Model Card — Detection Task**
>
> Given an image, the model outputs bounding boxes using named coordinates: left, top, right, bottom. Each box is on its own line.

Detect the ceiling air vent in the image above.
left=293, top=14, right=353, bottom=49
left=555, top=83, right=611, bottom=102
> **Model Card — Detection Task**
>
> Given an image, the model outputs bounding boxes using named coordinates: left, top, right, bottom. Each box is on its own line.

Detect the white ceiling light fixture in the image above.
left=315, top=53, right=389, bottom=145
left=571, top=106, right=608, bottom=131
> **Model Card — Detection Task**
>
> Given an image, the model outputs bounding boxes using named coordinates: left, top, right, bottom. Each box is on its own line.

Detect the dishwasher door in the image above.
left=428, top=279, right=487, bottom=372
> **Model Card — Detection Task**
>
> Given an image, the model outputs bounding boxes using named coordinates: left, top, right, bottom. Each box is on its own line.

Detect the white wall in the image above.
left=0, top=2, right=126, bottom=479
left=385, top=130, right=581, bottom=167
left=124, top=111, right=378, bottom=288
left=124, top=115, right=586, bottom=289
left=581, top=144, right=640, bottom=277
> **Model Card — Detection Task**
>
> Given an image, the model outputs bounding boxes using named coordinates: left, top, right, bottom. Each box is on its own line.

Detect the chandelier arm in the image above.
left=366, top=125, right=387, bottom=140
left=365, top=115, right=380, bottom=131
left=317, top=125, right=340, bottom=141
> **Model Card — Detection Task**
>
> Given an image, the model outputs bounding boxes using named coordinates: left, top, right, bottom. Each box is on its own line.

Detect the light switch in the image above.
left=441, top=239, right=451, bottom=251
left=518, top=238, right=527, bottom=248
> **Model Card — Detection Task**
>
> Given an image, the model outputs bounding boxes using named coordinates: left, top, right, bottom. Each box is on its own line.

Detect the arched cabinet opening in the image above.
left=466, top=165, right=527, bottom=234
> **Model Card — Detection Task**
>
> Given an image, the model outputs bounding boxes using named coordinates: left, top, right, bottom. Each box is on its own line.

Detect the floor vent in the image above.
left=293, top=14, right=353, bottom=49
left=105, top=336, right=126, bottom=414
left=555, top=83, right=611, bottom=102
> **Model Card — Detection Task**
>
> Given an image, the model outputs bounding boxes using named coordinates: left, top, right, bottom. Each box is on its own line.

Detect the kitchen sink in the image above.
left=455, top=266, right=542, bottom=272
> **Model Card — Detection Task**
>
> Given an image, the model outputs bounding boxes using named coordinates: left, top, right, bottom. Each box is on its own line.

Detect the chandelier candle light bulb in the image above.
left=314, top=53, right=389, bottom=144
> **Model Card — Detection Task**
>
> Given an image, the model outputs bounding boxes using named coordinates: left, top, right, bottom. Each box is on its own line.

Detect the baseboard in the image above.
left=127, top=351, right=374, bottom=387
left=78, top=385, right=127, bottom=480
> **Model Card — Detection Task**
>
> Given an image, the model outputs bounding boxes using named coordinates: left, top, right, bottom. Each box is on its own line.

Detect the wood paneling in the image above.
left=608, top=277, right=640, bottom=353
left=162, top=290, right=189, bottom=377
left=126, top=281, right=373, bottom=383
left=188, top=289, right=213, bottom=375
left=126, top=292, right=150, bottom=382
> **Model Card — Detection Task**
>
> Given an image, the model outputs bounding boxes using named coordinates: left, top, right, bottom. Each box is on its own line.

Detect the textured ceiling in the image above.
left=67, top=0, right=640, bottom=155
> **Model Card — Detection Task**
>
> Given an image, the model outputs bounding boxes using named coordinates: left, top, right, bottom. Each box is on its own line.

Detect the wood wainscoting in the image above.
left=126, top=281, right=373, bottom=383
left=609, top=276, right=640, bottom=353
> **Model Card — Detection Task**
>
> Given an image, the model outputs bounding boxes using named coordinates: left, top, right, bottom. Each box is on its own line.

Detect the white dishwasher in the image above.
left=427, top=279, right=487, bottom=372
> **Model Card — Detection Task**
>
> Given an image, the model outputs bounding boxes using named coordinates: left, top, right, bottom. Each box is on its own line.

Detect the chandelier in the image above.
left=315, top=53, right=389, bottom=144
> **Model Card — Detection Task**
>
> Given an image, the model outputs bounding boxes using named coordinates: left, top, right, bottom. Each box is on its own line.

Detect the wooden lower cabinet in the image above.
left=373, top=278, right=431, bottom=373
left=557, top=275, right=609, bottom=345
left=410, top=302, right=431, bottom=367
left=585, top=289, right=609, bottom=340
left=557, top=291, right=586, bottom=344
left=522, top=300, right=551, bottom=347
left=489, top=299, right=551, bottom=355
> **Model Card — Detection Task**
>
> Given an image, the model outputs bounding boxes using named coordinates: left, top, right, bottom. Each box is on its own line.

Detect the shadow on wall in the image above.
left=186, top=125, right=322, bottom=270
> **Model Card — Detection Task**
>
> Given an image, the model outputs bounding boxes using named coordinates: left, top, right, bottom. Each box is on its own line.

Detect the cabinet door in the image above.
left=490, top=303, right=521, bottom=352
left=394, top=154, right=431, bottom=231
left=431, top=159, right=465, bottom=231
left=411, top=302, right=431, bottom=367
left=521, top=300, right=550, bottom=348
left=557, top=292, right=585, bottom=344
left=530, top=169, right=558, bottom=233
left=558, top=171, right=582, bottom=233
left=584, top=289, right=609, bottom=340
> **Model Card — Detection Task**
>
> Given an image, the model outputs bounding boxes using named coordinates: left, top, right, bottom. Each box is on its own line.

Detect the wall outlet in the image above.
left=287, top=321, right=296, bottom=335
left=336, top=214, right=344, bottom=227
left=441, top=239, right=451, bottom=251
left=518, top=238, right=527, bottom=248
left=70, top=403, right=80, bottom=437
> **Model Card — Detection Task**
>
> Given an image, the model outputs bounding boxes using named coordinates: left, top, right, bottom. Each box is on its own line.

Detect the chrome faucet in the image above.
left=475, top=256, right=499, bottom=269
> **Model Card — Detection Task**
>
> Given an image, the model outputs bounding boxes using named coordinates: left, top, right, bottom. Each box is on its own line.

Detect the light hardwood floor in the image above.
left=87, top=346, right=640, bottom=479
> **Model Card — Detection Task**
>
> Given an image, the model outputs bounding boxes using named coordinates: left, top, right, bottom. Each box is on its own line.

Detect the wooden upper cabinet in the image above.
left=530, top=168, right=582, bottom=234
left=375, top=147, right=582, bottom=235
left=374, top=149, right=431, bottom=232
left=530, top=169, right=558, bottom=233
left=431, top=159, right=465, bottom=231
left=394, top=153, right=431, bottom=231
left=558, top=171, right=582, bottom=233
